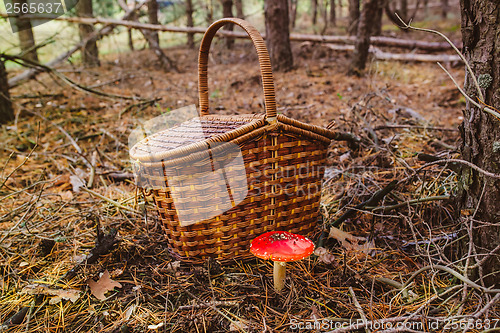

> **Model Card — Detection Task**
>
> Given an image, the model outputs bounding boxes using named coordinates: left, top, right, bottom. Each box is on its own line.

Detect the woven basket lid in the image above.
left=129, top=114, right=267, bottom=163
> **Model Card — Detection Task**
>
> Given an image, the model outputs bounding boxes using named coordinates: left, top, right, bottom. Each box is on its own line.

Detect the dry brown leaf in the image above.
left=52, top=174, right=70, bottom=185
left=60, top=190, right=74, bottom=201
left=166, top=261, right=180, bottom=273
left=328, top=227, right=374, bottom=254
left=22, top=284, right=80, bottom=304
left=314, top=247, right=337, bottom=265
left=229, top=319, right=248, bottom=332
left=87, top=270, right=122, bottom=301
left=123, top=304, right=136, bottom=321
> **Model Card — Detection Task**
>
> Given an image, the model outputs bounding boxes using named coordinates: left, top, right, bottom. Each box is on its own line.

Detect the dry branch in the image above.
left=80, top=187, right=141, bottom=215
left=328, top=180, right=399, bottom=228
left=414, top=159, right=500, bottom=180
left=373, top=124, right=458, bottom=132
left=324, top=44, right=462, bottom=63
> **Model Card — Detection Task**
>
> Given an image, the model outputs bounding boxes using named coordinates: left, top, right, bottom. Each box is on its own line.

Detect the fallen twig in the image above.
left=100, top=129, right=128, bottom=150
left=119, top=98, right=161, bottom=119
left=178, top=300, right=239, bottom=311
left=414, top=159, right=500, bottom=180
left=349, top=287, right=370, bottom=333
left=375, top=277, right=415, bottom=302
left=80, top=187, right=141, bottom=215
left=373, top=124, right=458, bottom=132
left=4, top=54, right=141, bottom=101
left=328, top=180, right=399, bottom=228
left=473, top=292, right=500, bottom=318
left=402, top=265, right=500, bottom=294
left=368, top=195, right=450, bottom=213
left=417, top=153, right=461, bottom=173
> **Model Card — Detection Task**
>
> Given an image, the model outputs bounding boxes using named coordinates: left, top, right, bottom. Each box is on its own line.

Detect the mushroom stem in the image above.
left=273, top=261, right=286, bottom=291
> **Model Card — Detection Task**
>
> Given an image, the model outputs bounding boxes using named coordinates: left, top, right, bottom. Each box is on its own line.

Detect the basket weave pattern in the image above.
left=130, top=18, right=336, bottom=263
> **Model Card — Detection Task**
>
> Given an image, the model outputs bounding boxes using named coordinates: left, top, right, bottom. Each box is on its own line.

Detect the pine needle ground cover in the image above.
left=1, top=44, right=498, bottom=332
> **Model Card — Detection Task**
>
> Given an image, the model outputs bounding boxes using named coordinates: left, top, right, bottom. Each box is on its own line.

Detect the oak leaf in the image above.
left=87, top=270, right=122, bottom=301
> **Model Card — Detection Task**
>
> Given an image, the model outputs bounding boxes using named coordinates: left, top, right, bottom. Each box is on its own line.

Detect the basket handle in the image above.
left=198, top=18, right=277, bottom=120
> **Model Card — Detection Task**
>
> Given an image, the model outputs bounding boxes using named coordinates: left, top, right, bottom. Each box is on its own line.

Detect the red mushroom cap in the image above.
left=250, top=231, right=315, bottom=262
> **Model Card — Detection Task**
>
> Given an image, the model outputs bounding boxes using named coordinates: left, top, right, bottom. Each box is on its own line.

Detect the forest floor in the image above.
left=1, top=23, right=499, bottom=333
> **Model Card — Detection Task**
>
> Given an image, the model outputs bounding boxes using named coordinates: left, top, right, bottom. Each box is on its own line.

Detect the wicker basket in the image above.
left=130, top=18, right=337, bottom=263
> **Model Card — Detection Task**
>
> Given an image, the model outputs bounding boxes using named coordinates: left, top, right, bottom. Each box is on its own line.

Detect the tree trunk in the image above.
left=206, top=0, right=213, bottom=24
left=347, top=0, right=360, bottom=35
left=0, top=57, right=13, bottom=124
left=117, top=0, right=135, bottom=50
left=441, top=0, right=448, bottom=18
left=372, top=0, right=384, bottom=36
left=289, top=0, right=298, bottom=29
left=330, top=0, right=336, bottom=27
left=321, top=0, right=328, bottom=32
left=399, top=0, right=407, bottom=20
left=141, top=28, right=176, bottom=71
left=76, top=0, right=99, bottom=67
left=458, top=0, right=500, bottom=288
left=234, top=0, right=244, bottom=18
left=147, top=0, right=160, bottom=47
left=348, top=0, right=379, bottom=75
left=127, top=18, right=135, bottom=50
left=385, top=0, right=408, bottom=31
left=265, top=0, right=293, bottom=72
left=409, top=0, right=421, bottom=21
left=186, top=0, right=195, bottom=48
left=221, top=0, right=234, bottom=49
left=311, top=0, right=318, bottom=25
left=14, top=0, right=38, bottom=62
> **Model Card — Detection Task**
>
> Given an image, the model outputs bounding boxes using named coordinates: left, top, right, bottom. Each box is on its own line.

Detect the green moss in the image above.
left=444, top=24, right=461, bottom=33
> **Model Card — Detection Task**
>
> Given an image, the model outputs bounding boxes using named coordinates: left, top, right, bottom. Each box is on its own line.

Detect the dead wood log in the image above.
left=0, top=13, right=460, bottom=51
left=324, top=43, right=462, bottom=63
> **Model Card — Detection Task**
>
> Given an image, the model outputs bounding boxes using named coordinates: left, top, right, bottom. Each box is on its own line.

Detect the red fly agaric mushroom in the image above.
left=250, top=231, right=315, bottom=291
